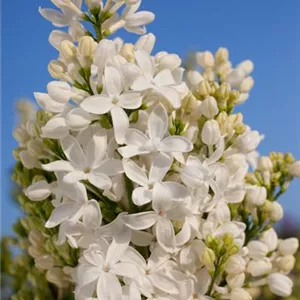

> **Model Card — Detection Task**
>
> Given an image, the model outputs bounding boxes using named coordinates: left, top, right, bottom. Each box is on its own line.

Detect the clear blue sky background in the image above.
left=1, top=0, right=300, bottom=235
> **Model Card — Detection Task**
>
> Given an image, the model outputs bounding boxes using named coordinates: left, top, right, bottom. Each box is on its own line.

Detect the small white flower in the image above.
left=131, top=50, right=182, bottom=109
left=118, top=103, right=193, bottom=158
left=123, top=153, right=172, bottom=206
left=42, top=130, right=123, bottom=190
left=80, top=66, right=142, bottom=143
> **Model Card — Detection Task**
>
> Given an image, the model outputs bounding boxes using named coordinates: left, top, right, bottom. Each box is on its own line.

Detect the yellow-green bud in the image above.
left=201, top=247, right=216, bottom=269
left=196, top=80, right=212, bottom=98
left=48, top=60, right=66, bottom=79
left=218, top=82, right=231, bottom=99
left=78, top=36, right=95, bottom=58
left=120, top=43, right=135, bottom=62
left=216, top=47, right=229, bottom=64
left=60, top=40, right=77, bottom=63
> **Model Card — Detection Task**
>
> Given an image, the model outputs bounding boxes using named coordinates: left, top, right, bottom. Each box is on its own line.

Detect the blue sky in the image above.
left=2, top=0, right=300, bottom=235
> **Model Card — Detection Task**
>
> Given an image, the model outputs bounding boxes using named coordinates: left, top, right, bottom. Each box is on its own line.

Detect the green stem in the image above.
left=124, top=175, right=137, bottom=213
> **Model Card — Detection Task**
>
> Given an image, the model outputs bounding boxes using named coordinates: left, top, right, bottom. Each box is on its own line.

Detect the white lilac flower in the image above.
left=121, top=181, right=191, bottom=252
left=118, top=103, right=193, bottom=158
left=80, top=65, right=142, bottom=143
left=42, top=130, right=123, bottom=190
left=39, top=0, right=83, bottom=27
left=122, top=153, right=172, bottom=205
left=131, top=50, right=182, bottom=109
left=75, top=238, right=141, bottom=299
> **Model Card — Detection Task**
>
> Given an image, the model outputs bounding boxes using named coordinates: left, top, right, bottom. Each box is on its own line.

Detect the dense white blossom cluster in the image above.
left=11, top=1, right=300, bottom=299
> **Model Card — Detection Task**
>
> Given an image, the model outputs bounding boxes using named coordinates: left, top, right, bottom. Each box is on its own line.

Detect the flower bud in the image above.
left=135, top=33, right=156, bottom=54
left=216, top=47, right=229, bottom=64
left=157, top=53, right=181, bottom=70
left=196, top=80, right=212, bottom=98
left=201, top=96, right=219, bottom=119
left=224, top=255, right=246, bottom=275
left=237, top=60, right=254, bottom=75
left=246, top=186, right=267, bottom=206
left=226, top=273, right=245, bottom=288
left=218, top=82, right=231, bottom=99
left=267, top=273, right=293, bottom=297
left=196, top=51, right=215, bottom=68
left=247, top=258, right=272, bottom=277
left=28, top=245, right=45, bottom=258
left=260, top=228, right=278, bottom=252
left=27, top=140, right=44, bottom=157
left=35, top=255, right=55, bottom=270
left=29, top=229, right=44, bottom=247
left=268, top=202, right=283, bottom=222
left=247, top=241, right=268, bottom=260
left=13, top=127, right=31, bottom=145
left=85, top=0, right=101, bottom=9
left=226, top=68, right=246, bottom=88
left=277, top=255, right=296, bottom=273
left=201, top=247, right=215, bottom=269
left=231, top=288, right=252, bottom=300
left=278, top=238, right=299, bottom=255
left=288, top=161, right=300, bottom=177
left=240, top=76, right=254, bottom=93
left=78, top=36, right=95, bottom=57
left=257, top=156, right=273, bottom=171
left=120, top=43, right=135, bottom=62
left=201, top=120, right=221, bottom=146
left=19, top=150, right=39, bottom=169
left=48, top=60, right=67, bottom=79
left=234, top=130, right=262, bottom=153
left=60, top=40, right=77, bottom=63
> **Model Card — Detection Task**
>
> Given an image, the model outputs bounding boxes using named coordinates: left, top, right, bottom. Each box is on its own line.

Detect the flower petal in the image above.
left=65, top=108, right=91, bottom=131
left=42, top=160, right=74, bottom=172
left=104, top=66, right=123, bottom=97
left=93, top=159, right=124, bottom=176
left=47, top=81, right=71, bottom=103
left=63, top=170, right=86, bottom=184
left=148, top=103, right=168, bottom=141
left=41, top=117, right=69, bottom=139
left=157, top=86, right=181, bottom=109
left=80, top=94, right=112, bottom=114
left=61, top=134, right=86, bottom=169
left=83, top=200, right=102, bottom=229
left=149, top=153, right=172, bottom=183
left=88, top=173, right=112, bottom=190
left=111, top=105, right=129, bottom=144
left=85, top=130, right=107, bottom=169
left=118, top=92, right=142, bottom=109
left=155, top=218, right=176, bottom=252
left=154, top=69, right=176, bottom=87
left=123, top=159, right=148, bottom=186
left=159, top=136, right=193, bottom=153
left=25, top=181, right=52, bottom=201
left=39, top=8, right=70, bottom=27
left=132, top=187, right=152, bottom=206
left=134, top=50, right=154, bottom=78
left=34, top=92, right=65, bottom=113
left=121, top=212, right=158, bottom=230
left=49, top=30, right=73, bottom=50
left=45, top=202, right=82, bottom=228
